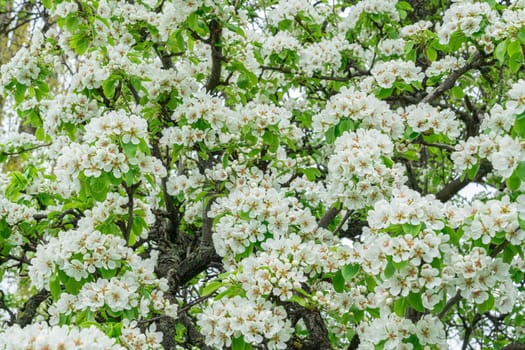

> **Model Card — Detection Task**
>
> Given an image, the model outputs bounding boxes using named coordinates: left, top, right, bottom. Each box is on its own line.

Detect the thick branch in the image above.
left=502, top=343, right=525, bottom=350
left=421, top=52, right=483, bottom=104
left=15, top=289, right=50, bottom=327
left=435, top=161, right=491, bottom=202
left=301, top=310, right=333, bottom=350
left=205, top=19, right=223, bottom=93
left=261, top=65, right=362, bottom=82
left=318, top=207, right=340, bottom=229
left=169, top=246, right=220, bottom=289
left=124, top=182, right=140, bottom=243
left=438, top=291, right=462, bottom=320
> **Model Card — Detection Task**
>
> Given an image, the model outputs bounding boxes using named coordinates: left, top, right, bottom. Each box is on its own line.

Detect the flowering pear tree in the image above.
left=1, top=0, right=525, bottom=349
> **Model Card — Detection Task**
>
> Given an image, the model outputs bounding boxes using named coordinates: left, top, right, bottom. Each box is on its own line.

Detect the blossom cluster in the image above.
left=312, top=86, right=404, bottom=138
left=400, top=103, right=460, bottom=138
left=342, top=0, right=400, bottom=30
left=0, top=47, right=40, bottom=87
left=357, top=314, right=447, bottom=350
left=444, top=247, right=516, bottom=312
left=266, top=0, right=326, bottom=26
left=0, top=323, right=124, bottom=350
left=326, top=129, right=406, bottom=210
left=400, top=20, right=433, bottom=38
left=451, top=132, right=523, bottom=179
left=425, top=55, right=466, bottom=77
left=55, top=110, right=166, bottom=193
left=0, top=132, right=40, bottom=154
left=484, top=6, right=525, bottom=42
left=28, top=225, right=176, bottom=319
left=436, top=1, right=496, bottom=44
left=298, top=36, right=348, bottom=76
left=85, top=192, right=155, bottom=237
left=481, top=79, right=525, bottom=134
left=0, top=198, right=37, bottom=227
left=236, top=234, right=349, bottom=300
left=197, top=295, right=293, bottom=349
left=362, top=189, right=518, bottom=314
left=460, top=197, right=523, bottom=246
left=42, top=92, right=99, bottom=132
left=210, top=179, right=320, bottom=266
left=120, top=321, right=164, bottom=350
left=161, top=92, right=303, bottom=151
left=371, top=59, right=424, bottom=89
left=378, top=38, right=405, bottom=57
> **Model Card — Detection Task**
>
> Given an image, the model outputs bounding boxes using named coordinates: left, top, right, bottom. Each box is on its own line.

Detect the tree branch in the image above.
left=502, top=343, right=525, bottom=350
left=438, top=291, right=461, bottom=319
left=421, top=51, right=483, bottom=104
left=261, top=65, right=363, bottom=82
left=14, top=289, right=50, bottom=327
left=169, top=246, right=220, bottom=289
left=0, top=143, right=51, bottom=156
left=205, top=19, right=223, bottom=93
left=435, top=161, right=492, bottom=202
left=318, top=207, right=340, bottom=229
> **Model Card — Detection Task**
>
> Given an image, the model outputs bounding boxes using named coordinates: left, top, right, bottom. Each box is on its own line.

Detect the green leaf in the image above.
left=278, top=19, right=293, bottom=31
left=393, top=298, right=406, bottom=317
left=5, top=172, right=28, bottom=200
left=49, top=273, right=61, bottom=301
left=401, top=150, right=419, bottom=161
left=65, top=15, right=79, bottom=32
left=121, top=141, right=138, bottom=158
left=332, top=270, right=345, bottom=293
left=397, top=1, right=413, bottom=11
left=99, top=268, right=117, bottom=279
left=509, top=51, right=524, bottom=73
left=377, top=87, right=393, bottom=99
left=466, top=161, right=480, bottom=180
left=88, top=173, right=111, bottom=202
left=402, top=223, right=421, bottom=236
left=224, top=22, right=246, bottom=38
left=168, top=30, right=186, bottom=52
left=301, top=167, right=322, bottom=181
left=506, top=173, right=521, bottom=191
left=407, top=292, right=425, bottom=312
left=384, top=260, right=396, bottom=279
left=518, top=27, right=525, bottom=45
left=42, top=0, right=53, bottom=9
left=70, top=33, right=90, bottom=55
left=381, top=156, right=394, bottom=168
left=64, top=276, right=83, bottom=295
left=516, top=161, right=525, bottom=181
left=495, top=39, right=508, bottom=64
left=502, top=244, right=517, bottom=264
left=448, top=31, right=465, bottom=52
left=338, top=119, right=354, bottom=133
left=262, top=130, right=279, bottom=153
left=342, top=264, right=360, bottom=281
left=201, top=281, right=224, bottom=296
left=14, top=83, right=27, bottom=104
left=515, top=115, right=525, bottom=138
left=507, top=40, right=522, bottom=57
left=325, top=126, right=336, bottom=144
left=426, top=46, right=437, bottom=62
left=290, top=294, right=307, bottom=307
left=477, top=294, right=494, bottom=313
left=232, top=336, right=247, bottom=350
left=451, top=86, right=465, bottom=99
left=0, top=219, right=11, bottom=239
left=102, top=78, right=118, bottom=99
